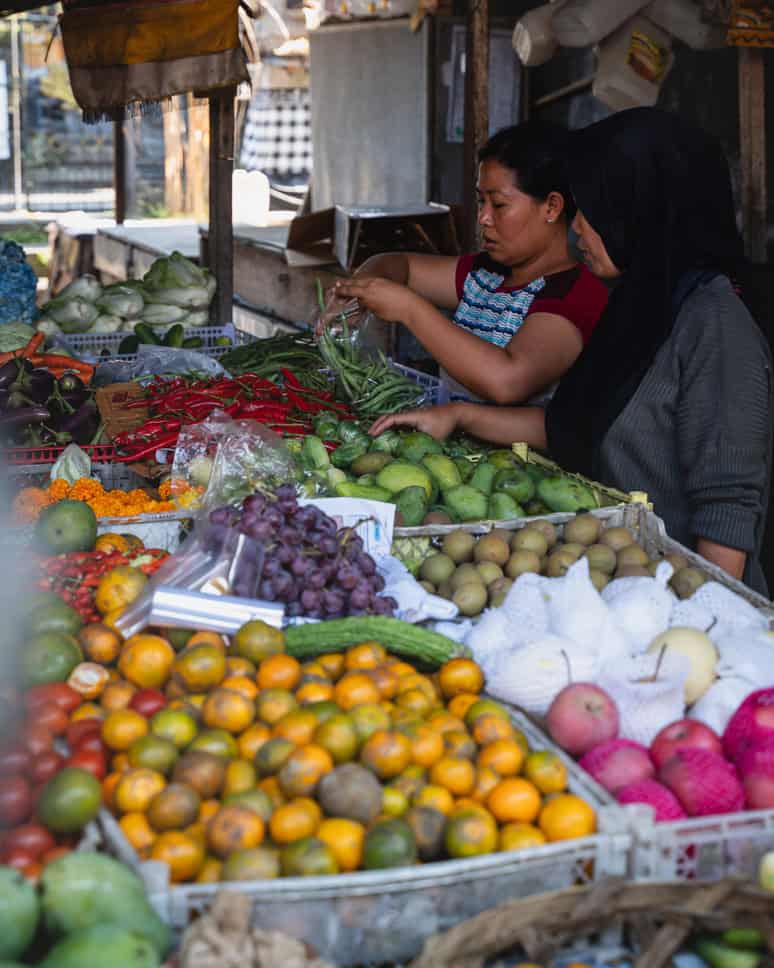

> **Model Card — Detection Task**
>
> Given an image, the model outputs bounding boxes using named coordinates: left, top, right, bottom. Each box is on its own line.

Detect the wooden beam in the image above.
left=463, top=0, right=489, bottom=252
left=208, top=87, right=236, bottom=325
left=113, top=120, right=126, bottom=225
left=738, top=47, right=767, bottom=264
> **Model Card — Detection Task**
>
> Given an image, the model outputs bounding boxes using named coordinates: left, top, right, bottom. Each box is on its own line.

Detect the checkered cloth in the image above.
left=240, top=87, right=312, bottom=184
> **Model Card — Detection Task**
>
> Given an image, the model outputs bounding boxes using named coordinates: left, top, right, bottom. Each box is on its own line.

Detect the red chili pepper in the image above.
left=114, top=431, right=180, bottom=462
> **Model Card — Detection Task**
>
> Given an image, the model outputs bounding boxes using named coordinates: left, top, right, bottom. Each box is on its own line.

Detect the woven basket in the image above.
left=409, top=878, right=774, bottom=968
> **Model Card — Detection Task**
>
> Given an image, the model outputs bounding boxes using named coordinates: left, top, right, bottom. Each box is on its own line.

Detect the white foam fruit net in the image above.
left=598, top=651, right=688, bottom=746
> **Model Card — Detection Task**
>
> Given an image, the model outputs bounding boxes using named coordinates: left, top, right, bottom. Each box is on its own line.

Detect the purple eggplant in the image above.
left=5, top=391, right=36, bottom=410
left=57, top=373, right=86, bottom=395
left=0, top=405, right=50, bottom=436
left=58, top=400, right=99, bottom=444
left=0, top=359, right=30, bottom=391
left=10, top=368, right=55, bottom=405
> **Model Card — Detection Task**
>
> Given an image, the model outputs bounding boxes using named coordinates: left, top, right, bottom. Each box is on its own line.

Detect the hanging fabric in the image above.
left=61, top=0, right=249, bottom=122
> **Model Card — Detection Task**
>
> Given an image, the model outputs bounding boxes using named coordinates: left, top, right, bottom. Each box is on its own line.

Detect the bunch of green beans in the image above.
left=219, top=333, right=323, bottom=379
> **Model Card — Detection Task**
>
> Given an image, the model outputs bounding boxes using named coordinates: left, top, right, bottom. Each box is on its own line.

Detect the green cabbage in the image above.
left=55, top=275, right=102, bottom=303
left=35, top=319, right=61, bottom=338
left=141, top=303, right=188, bottom=326
left=95, top=284, right=144, bottom=319
left=92, top=314, right=124, bottom=332
left=183, top=309, right=209, bottom=326
left=41, top=297, right=99, bottom=333
left=143, top=286, right=209, bottom=309
left=143, top=251, right=206, bottom=291
left=0, top=322, right=35, bottom=352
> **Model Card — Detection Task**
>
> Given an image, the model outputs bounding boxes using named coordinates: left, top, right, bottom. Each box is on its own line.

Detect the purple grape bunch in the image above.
left=204, top=484, right=396, bottom=619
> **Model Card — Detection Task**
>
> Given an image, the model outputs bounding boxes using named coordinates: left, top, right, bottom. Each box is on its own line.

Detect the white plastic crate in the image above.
left=390, top=361, right=442, bottom=406
left=628, top=802, right=774, bottom=881
left=57, top=324, right=255, bottom=362
left=98, top=708, right=630, bottom=966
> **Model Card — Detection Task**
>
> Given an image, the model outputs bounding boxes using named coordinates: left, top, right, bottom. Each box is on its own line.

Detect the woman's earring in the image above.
left=546, top=218, right=555, bottom=223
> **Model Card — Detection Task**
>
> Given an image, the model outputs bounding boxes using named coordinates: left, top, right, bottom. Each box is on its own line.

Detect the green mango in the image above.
left=351, top=452, right=393, bottom=476
left=524, top=499, right=550, bottom=516
left=301, top=435, right=331, bottom=471
left=331, top=440, right=369, bottom=469
left=370, top=430, right=402, bottom=455
left=492, top=468, right=536, bottom=505
left=41, top=925, right=161, bottom=968
left=693, top=936, right=761, bottom=968
left=442, top=484, right=488, bottom=522
left=357, top=474, right=375, bottom=485
left=453, top=457, right=474, bottom=483
left=398, top=431, right=443, bottom=463
left=376, top=461, right=434, bottom=499
left=421, top=454, right=461, bottom=491
left=0, top=867, right=39, bottom=961
left=395, top=486, right=428, bottom=526
left=722, top=929, right=765, bottom=950
left=519, top=461, right=547, bottom=484
left=537, top=475, right=598, bottom=513
left=487, top=449, right=517, bottom=469
left=469, top=461, right=498, bottom=495
left=488, top=492, right=525, bottom=520
left=334, top=482, right=393, bottom=502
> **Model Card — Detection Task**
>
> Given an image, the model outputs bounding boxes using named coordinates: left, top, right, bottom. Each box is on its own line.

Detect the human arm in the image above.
left=369, top=402, right=547, bottom=447
left=676, top=286, right=772, bottom=580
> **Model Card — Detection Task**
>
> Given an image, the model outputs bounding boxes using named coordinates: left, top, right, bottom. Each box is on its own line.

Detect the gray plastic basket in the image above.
left=60, top=324, right=255, bottom=363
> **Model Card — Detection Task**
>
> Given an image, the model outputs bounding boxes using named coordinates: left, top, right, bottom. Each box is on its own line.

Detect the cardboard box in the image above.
left=285, top=203, right=459, bottom=270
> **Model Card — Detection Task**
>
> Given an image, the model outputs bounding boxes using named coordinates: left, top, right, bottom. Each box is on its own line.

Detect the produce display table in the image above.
left=93, top=219, right=200, bottom=283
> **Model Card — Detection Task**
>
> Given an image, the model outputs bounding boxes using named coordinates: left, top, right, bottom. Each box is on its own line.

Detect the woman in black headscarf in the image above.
left=371, top=108, right=772, bottom=592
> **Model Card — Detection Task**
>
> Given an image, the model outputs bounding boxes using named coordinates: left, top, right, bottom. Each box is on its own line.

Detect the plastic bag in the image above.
left=598, top=651, right=688, bottom=746
left=592, top=15, right=674, bottom=112
left=170, top=413, right=297, bottom=512
left=50, top=443, right=91, bottom=485
left=95, top=346, right=228, bottom=387
left=690, top=675, right=759, bottom=735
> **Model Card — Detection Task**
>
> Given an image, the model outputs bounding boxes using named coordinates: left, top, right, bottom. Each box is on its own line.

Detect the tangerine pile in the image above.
left=66, top=620, right=596, bottom=883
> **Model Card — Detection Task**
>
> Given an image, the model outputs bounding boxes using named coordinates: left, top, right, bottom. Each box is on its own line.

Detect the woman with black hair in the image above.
left=322, top=121, right=608, bottom=406
left=371, top=108, right=772, bottom=592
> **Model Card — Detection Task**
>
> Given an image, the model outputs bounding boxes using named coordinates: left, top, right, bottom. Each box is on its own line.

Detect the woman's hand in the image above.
left=369, top=404, right=460, bottom=441
left=336, top=277, right=421, bottom=325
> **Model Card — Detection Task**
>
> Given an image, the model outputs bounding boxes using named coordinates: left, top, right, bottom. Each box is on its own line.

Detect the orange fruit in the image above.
left=95, top=565, right=148, bottom=615
left=172, top=643, right=226, bottom=693
left=367, top=666, right=400, bottom=700
left=118, top=634, right=175, bottom=690
left=147, top=784, right=201, bottom=831
left=199, top=799, right=221, bottom=824
left=360, top=730, right=412, bottom=780
left=442, top=730, right=477, bottom=760
left=95, top=532, right=130, bottom=554
left=348, top=703, right=390, bottom=743
left=70, top=702, right=105, bottom=722
left=390, top=709, right=424, bottom=733
left=186, top=631, right=226, bottom=650
left=300, top=660, right=329, bottom=680
left=444, top=806, right=498, bottom=858
left=314, top=714, right=358, bottom=764
left=188, top=729, right=238, bottom=759
left=220, top=675, right=259, bottom=701
left=119, top=811, right=156, bottom=852
left=150, top=708, right=198, bottom=750
left=255, top=688, right=298, bottom=725
left=429, top=756, right=476, bottom=796
left=317, top=818, right=365, bottom=872
left=333, top=673, right=381, bottom=710
left=114, top=767, right=166, bottom=813
left=538, top=794, right=596, bottom=842
left=102, top=708, right=149, bottom=751
left=409, top=726, right=445, bottom=768
left=394, top=688, right=434, bottom=717
left=472, top=714, right=515, bottom=747
left=387, top=659, right=417, bottom=677
left=78, top=623, right=122, bottom=665
left=345, top=642, right=387, bottom=671
left=392, top=764, right=427, bottom=802
left=100, top=680, right=136, bottom=712
left=277, top=745, right=334, bottom=798
left=395, top=673, right=437, bottom=704
left=382, top=786, right=410, bottom=817
left=237, top=723, right=271, bottom=761
left=523, top=750, right=568, bottom=795
left=269, top=799, right=319, bottom=844
left=102, top=771, right=122, bottom=809
left=477, top=739, right=525, bottom=777
left=258, top=654, right=301, bottom=691
left=499, top=822, right=547, bottom=852
left=414, top=784, right=455, bottom=816
left=67, top=662, right=111, bottom=701
left=225, top=656, right=256, bottom=678
left=447, top=693, right=480, bottom=720
left=223, top=759, right=257, bottom=798
left=314, top=653, right=343, bottom=680
left=294, top=796, right=322, bottom=828
left=255, top=737, right=295, bottom=777
left=112, top=753, right=130, bottom=773
left=471, top=766, right=501, bottom=804
left=486, top=778, right=542, bottom=824
left=207, top=804, right=265, bottom=858
left=102, top=608, right=126, bottom=632
left=438, top=658, right=484, bottom=698
left=426, top=711, right=466, bottom=735
left=150, top=831, right=205, bottom=882
left=464, top=698, right=510, bottom=728
left=295, top=681, right=335, bottom=704
left=196, top=856, right=223, bottom=883
left=272, top=709, right=319, bottom=746
left=232, top=621, right=285, bottom=664
left=201, top=688, right=255, bottom=734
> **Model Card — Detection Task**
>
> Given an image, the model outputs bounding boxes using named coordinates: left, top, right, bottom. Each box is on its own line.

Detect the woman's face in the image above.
left=477, top=159, right=563, bottom=266
left=572, top=210, right=621, bottom=279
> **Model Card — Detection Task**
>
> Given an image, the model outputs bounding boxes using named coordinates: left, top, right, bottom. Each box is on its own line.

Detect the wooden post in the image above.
left=113, top=120, right=126, bottom=225
left=208, top=87, right=236, bottom=325
left=738, top=47, right=767, bottom=264
left=163, top=98, right=185, bottom=215
left=185, top=95, right=209, bottom=221
left=463, top=0, right=489, bottom=252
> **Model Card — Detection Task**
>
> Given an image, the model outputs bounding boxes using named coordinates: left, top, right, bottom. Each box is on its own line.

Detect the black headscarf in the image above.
left=546, top=108, right=746, bottom=477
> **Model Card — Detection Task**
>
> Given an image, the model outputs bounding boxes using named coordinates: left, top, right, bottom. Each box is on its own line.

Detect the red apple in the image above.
left=546, top=683, right=619, bottom=757
left=650, top=719, right=723, bottom=770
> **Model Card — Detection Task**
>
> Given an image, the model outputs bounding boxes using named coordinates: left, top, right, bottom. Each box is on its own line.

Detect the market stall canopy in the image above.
left=60, top=0, right=249, bottom=122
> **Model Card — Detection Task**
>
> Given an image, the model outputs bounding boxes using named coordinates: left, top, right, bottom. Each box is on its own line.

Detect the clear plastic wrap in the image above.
left=94, top=346, right=228, bottom=386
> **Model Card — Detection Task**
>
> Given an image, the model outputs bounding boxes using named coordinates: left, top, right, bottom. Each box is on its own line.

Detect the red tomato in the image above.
left=3, top=823, right=55, bottom=860
left=65, top=718, right=102, bottom=750
left=2, top=847, right=36, bottom=872
left=0, top=748, right=30, bottom=777
left=0, top=777, right=32, bottom=826
left=73, top=731, right=105, bottom=756
left=66, top=748, right=106, bottom=781
left=25, top=684, right=81, bottom=715
left=41, top=845, right=71, bottom=866
left=35, top=704, right=69, bottom=738
left=129, top=689, right=166, bottom=718
left=31, top=751, right=65, bottom=785
left=21, top=724, right=54, bottom=758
